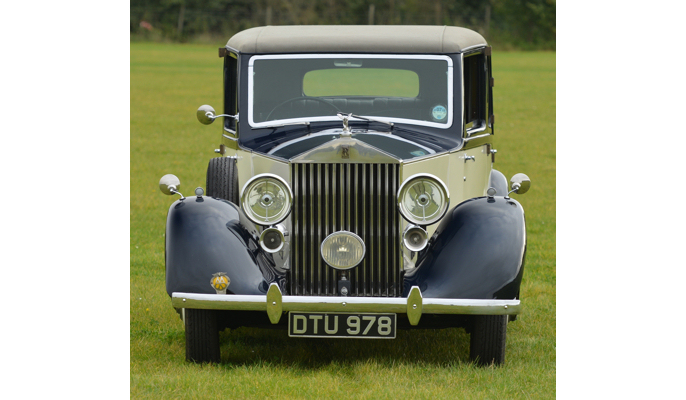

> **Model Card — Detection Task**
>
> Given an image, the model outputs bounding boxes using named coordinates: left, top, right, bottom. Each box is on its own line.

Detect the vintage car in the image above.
left=158, top=25, right=530, bottom=366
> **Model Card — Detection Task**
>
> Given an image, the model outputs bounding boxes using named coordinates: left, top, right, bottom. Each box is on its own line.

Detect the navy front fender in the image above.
left=165, top=196, right=285, bottom=297
left=403, top=196, right=526, bottom=299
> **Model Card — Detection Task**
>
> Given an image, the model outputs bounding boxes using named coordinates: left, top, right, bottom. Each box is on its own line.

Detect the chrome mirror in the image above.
left=197, top=105, right=217, bottom=125
left=159, top=174, right=181, bottom=196
left=197, top=104, right=238, bottom=125
left=509, top=173, right=531, bottom=195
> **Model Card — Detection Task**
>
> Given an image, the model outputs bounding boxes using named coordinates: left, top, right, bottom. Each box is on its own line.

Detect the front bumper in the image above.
left=172, top=284, right=521, bottom=326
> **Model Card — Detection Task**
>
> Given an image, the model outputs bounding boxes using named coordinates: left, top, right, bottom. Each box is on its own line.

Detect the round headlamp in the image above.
left=241, top=174, right=293, bottom=226
left=397, top=173, right=449, bottom=225
left=320, top=231, right=366, bottom=270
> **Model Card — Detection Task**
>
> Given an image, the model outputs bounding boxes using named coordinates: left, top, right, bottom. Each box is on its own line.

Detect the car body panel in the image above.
left=165, top=196, right=286, bottom=297
left=404, top=196, right=526, bottom=299
left=165, top=193, right=524, bottom=303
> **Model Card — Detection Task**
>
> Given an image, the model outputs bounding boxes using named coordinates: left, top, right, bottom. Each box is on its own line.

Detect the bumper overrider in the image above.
left=172, top=283, right=521, bottom=326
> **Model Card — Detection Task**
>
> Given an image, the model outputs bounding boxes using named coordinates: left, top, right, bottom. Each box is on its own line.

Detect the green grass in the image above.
left=131, top=43, right=555, bottom=398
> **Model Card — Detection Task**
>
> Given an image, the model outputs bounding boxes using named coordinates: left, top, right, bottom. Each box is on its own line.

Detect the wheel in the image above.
left=206, top=157, right=238, bottom=203
left=469, top=315, right=507, bottom=366
left=266, top=97, right=340, bottom=121
left=185, top=308, right=220, bottom=363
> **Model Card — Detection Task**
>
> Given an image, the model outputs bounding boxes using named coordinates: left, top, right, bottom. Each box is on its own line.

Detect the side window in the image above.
left=463, top=52, right=488, bottom=135
left=224, top=52, right=238, bottom=133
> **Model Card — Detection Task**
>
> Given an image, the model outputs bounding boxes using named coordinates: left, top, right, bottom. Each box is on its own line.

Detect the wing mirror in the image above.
left=159, top=174, right=184, bottom=198
left=197, top=104, right=237, bottom=125
left=509, top=173, right=531, bottom=195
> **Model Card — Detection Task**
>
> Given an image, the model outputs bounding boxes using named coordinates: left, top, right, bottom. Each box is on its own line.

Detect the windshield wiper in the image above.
left=252, top=121, right=311, bottom=130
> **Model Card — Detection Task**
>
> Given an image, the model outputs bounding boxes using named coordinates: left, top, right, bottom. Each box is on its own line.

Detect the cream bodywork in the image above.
left=222, top=132, right=492, bottom=271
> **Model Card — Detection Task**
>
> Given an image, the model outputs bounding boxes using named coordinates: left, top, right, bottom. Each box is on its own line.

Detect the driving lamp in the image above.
left=321, top=231, right=366, bottom=270
left=241, top=174, right=293, bottom=225
left=397, top=174, right=449, bottom=225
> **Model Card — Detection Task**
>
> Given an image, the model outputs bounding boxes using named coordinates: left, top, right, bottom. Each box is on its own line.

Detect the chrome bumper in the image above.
left=172, top=284, right=520, bottom=326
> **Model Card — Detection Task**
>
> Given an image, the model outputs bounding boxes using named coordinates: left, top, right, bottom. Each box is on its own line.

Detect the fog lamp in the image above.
left=321, top=231, right=366, bottom=270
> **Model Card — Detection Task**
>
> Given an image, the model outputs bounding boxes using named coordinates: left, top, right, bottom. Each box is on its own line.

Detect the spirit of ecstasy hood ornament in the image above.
left=337, top=112, right=393, bottom=136
left=337, top=112, right=352, bottom=135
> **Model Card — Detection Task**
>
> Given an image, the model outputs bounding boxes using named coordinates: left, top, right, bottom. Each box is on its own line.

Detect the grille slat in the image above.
left=289, top=163, right=401, bottom=297
left=293, top=164, right=300, bottom=293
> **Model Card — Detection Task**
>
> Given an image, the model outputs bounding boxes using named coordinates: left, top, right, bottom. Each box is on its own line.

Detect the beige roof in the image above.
left=227, top=25, right=487, bottom=54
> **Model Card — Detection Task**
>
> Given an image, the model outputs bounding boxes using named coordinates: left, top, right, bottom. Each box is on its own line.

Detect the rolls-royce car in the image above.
left=158, top=25, right=531, bottom=366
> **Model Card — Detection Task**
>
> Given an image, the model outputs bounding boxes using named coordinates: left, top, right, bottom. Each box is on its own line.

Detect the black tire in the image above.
left=206, top=157, right=239, bottom=203
left=185, top=309, right=220, bottom=363
left=469, top=315, right=507, bottom=366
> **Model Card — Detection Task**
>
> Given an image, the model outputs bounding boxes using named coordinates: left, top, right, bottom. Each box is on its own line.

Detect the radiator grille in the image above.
left=290, top=163, right=402, bottom=297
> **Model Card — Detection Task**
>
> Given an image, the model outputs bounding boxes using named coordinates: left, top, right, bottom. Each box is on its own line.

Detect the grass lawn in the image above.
left=131, top=43, right=555, bottom=399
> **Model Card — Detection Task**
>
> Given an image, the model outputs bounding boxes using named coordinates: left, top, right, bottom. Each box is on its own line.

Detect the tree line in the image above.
left=130, top=0, right=555, bottom=50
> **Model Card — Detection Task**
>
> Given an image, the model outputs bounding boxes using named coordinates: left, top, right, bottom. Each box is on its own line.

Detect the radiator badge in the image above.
left=341, top=145, right=350, bottom=159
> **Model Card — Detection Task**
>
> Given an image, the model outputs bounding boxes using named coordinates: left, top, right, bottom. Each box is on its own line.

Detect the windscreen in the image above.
left=249, top=55, right=452, bottom=129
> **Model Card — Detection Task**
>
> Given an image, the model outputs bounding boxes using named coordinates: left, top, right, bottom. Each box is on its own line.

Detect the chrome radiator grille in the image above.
left=290, top=163, right=402, bottom=297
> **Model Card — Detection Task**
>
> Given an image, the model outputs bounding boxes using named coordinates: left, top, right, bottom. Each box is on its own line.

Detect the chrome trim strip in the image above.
left=361, top=164, right=367, bottom=294
left=224, top=45, right=240, bottom=54
left=376, top=164, right=381, bottom=293
left=236, top=139, right=290, bottom=163
left=267, top=131, right=337, bottom=155
left=460, top=53, right=465, bottom=137
left=171, top=291, right=521, bottom=318
left=463, top=132, right=492, bottom=142
left=401, top=149, right=450, bottom=165
left=222, top=133, right=238, bottom=141
left=247, top=54, right=454, bottom=130
left=460, top=44, right=487, bottom=53
left=466, top=124, right=488, bottom=137
left=323, top=163, right=329, bottom=294
left=293, top=164, right=300, bottom=293
left=357, top=132, right=436, bottom=154
left=267, top=130, right=437, bottom=158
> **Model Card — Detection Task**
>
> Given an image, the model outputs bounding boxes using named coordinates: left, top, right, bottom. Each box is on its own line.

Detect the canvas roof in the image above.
left=227, top=25, right=487, bottom=54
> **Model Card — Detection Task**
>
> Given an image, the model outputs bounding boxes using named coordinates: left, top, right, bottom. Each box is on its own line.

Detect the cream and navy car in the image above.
left=159, top=25, right=531, bottom=366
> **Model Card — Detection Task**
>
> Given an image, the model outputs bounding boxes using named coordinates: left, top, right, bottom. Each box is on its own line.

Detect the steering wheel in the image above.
left=266, top=97, right=340, bottom=121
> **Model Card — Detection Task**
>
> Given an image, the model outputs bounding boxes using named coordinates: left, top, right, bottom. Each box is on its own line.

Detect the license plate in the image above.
left=288, top=312, right=396, bottom=339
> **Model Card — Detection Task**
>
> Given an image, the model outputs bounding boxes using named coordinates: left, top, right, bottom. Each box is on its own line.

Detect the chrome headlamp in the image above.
left=397, top=173, right=449, bottom=225
left=241, top=174, right=293, bottom=226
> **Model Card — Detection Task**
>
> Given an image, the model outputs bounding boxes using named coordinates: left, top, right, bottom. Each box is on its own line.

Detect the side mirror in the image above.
left=509, top=173, right=531, bottom=195
left=159, top=174, right=181, bottom=195
left=197, top=105, right=237, bottom=125
left=197, top=105, right=217, bottom=125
